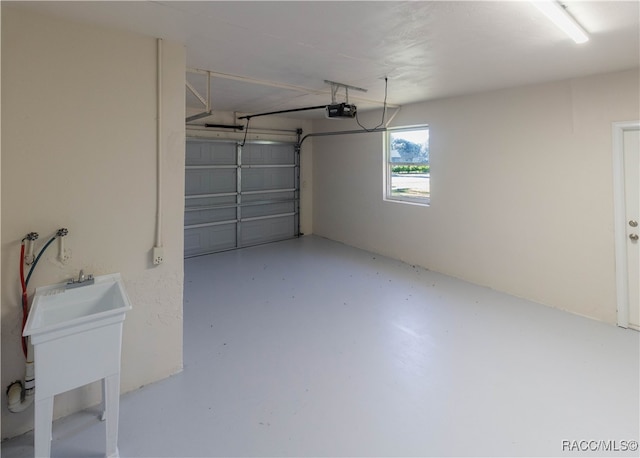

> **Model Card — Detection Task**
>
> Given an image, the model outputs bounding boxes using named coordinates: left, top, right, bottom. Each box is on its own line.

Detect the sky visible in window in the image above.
left=396, top=129, right=428, bottom=147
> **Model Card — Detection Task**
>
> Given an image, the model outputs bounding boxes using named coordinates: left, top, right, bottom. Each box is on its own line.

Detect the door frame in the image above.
left=613, top=121, right=640, bottom=328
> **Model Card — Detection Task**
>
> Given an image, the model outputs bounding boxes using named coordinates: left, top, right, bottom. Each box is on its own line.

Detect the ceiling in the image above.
left=9, top=1, right=640, bottom=119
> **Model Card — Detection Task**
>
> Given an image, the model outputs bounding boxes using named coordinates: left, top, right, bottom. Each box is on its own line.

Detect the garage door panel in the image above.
left=186, top=194, right=237, bottom=208
left=242, top=201, right=295, bottom=219
left=243, top=143, right=295, bottom=165
left=242, top=167, right=295, bottom=192
left=184, top=224, right=236, bottom=257
left=240, top=215, right=295, bottom=246
left=186, top=141, right=236, bottom=165
left=185, top=168, right=236, bottom=196
left=185, top=207, right=236, bottom=226
left=243, top=190, right=295, bottom=203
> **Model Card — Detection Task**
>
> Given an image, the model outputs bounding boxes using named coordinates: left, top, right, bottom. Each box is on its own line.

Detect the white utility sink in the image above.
left=24, top=273, right=132, bottom=458
left=24, top=273, right=132, bottom=343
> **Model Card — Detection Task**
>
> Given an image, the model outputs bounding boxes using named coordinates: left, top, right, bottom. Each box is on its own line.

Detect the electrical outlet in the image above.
left=153, top=246, right=164, bottom=265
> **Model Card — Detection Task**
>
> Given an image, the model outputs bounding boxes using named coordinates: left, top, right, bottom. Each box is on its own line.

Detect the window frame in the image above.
left=384, top=125, right=430, bottom=206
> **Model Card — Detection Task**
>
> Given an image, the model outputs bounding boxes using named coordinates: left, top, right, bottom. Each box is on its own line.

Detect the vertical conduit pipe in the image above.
left=156, top=38, right=163, bottom=248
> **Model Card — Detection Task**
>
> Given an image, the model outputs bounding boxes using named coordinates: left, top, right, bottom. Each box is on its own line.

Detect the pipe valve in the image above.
left=25, top=232, right=39, bottom=265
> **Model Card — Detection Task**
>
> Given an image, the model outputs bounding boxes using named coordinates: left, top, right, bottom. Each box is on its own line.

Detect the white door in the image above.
left=624, top=128, right=640, bottom=329
left=614, top=122, right=640, bottom=329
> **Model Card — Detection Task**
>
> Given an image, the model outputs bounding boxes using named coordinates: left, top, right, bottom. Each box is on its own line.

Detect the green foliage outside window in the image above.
left=391, top=165, right=430, bottom=174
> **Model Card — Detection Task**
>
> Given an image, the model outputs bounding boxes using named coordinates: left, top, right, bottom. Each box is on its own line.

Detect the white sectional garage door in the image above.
left=184, top=138, right=299, bottom=257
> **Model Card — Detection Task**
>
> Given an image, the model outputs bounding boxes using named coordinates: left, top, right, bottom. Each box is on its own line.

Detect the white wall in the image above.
left=312, top=69, right=640, bottom=325
left=1, top=7, right=185, bottom=439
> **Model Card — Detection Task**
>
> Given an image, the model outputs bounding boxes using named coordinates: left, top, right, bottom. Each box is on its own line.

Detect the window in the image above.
left=385, top=125, right=430, bottom=205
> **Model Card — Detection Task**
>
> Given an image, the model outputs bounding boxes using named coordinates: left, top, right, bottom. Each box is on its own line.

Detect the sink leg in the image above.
left=34, top=396, right=54, bottom=458
left=104, top=374, right=120, bottom=458
left=100, top=378, right=107, bottom=421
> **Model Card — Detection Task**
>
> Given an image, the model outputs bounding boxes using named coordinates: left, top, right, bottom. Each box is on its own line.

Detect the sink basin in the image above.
left=24, top=273, right=132, bottom=344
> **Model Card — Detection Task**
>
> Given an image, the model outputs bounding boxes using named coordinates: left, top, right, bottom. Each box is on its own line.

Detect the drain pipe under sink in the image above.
left=6, top=344, right=35, bottom=413
left=7, top=229, right=68, bottom=413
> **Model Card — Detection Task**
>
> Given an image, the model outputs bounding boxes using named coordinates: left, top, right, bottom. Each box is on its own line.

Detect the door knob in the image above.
left=630, top=234, right=639, bottom=241
left=630, top=220, right=638, bottom=227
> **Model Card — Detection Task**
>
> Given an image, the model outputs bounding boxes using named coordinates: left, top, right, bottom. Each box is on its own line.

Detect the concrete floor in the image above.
left=2, top=235, right=639, bottom=457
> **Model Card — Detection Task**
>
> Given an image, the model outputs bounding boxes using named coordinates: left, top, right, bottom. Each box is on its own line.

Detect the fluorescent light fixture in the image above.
left=531, top=0, right=589, bottom=44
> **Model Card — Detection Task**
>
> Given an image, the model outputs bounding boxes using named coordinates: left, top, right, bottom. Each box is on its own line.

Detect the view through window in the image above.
left=386, top=126, right=430, bottom=205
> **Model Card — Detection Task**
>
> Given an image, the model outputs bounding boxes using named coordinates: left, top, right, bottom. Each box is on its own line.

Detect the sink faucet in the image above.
left=66, top=269, right=95, bottom=289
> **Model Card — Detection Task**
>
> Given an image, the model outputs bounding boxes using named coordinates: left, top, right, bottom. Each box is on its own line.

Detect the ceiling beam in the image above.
left=187, top=67, right=398, bottom=108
